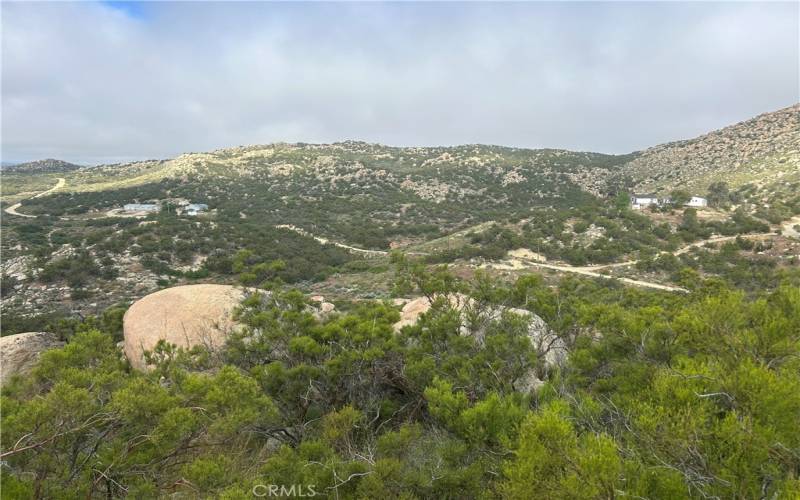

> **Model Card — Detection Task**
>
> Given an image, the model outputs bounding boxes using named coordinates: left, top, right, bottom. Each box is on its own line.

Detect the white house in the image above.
left=123, top=203, right=160, bottom=213
left=686, top=196, right=708, bottom=208
left=630, top=194, right=708, bottom=210
left=631, top=194, right=661, bottom=210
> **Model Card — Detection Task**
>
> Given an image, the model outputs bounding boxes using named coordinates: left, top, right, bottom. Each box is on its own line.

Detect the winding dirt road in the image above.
left=586, top=232, right=778, bottom=271
left=278, top=222, right=788, bottom=293
left=484, top=231, right=781, bottom=293
left=510, top=261, right=688, bottom=292
left=276, top=224, right=430, bottom=257
left=3, top=178, right=66, bottom=218
left=276, top=224, right=389, bottom=257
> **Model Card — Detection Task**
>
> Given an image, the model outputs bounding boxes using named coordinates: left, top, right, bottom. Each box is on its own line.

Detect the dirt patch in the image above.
left=781, top=215, right=800, bottom=239
left=507, top=248, right=547, bottom=262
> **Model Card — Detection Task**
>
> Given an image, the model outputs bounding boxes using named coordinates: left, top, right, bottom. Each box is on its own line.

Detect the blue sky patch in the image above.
left=101, top=1, right=148, bottom=20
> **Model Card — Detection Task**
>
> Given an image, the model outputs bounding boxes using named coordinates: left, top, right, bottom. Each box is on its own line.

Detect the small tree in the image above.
left=707, top=181, right=730, bottom=208
left=669, top=189, right=691, bottom=207
left=614, top=192, right=631, bottom=211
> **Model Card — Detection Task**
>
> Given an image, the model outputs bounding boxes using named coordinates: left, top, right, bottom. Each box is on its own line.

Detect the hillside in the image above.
left=614, top=104, right=800, bottom=193
left=10, top=143, right=631, bottom=246
left=2, top=108, right=800, bottom=500
left=4, top=158, right=84, bottom=174
left=2, top=106, right=799, bottom=325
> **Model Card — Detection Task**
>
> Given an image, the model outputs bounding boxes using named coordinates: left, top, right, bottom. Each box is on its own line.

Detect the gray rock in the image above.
left=393, top=295, right=568, bottom=391
left=0, top=332, right=64, bottom=385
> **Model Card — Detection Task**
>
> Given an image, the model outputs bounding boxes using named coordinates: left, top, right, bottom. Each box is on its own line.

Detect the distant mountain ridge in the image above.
left=4, top=158, right=84, bottom=173
left=9, top=104, right=798, bottom=199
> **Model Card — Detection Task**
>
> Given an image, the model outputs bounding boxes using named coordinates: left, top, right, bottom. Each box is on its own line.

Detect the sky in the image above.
left=1, top=1, right=798, bottom=165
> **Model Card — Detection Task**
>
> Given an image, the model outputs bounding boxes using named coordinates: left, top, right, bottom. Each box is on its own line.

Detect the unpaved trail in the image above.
left=3, top=178, right=65, bottom=218
left=282, top=223, right=690, bottom=291
left=276, top=225, right=389, bottom=257
left=672, top=233, right=776, bottom=255
left=486, top=231, right=780, bottom=293
left=529, top=262, right=688, bottom=293
left=283, top=222, right=785, bottom=292
left=488, top=259, right=689, bottom=292
left=584, top=232, right=778, bottom=271
left=276, top=224, right=430, bottom=257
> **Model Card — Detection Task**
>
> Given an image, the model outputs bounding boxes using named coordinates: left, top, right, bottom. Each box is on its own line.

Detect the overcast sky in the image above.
left=2, top=1, right=798, bottom=165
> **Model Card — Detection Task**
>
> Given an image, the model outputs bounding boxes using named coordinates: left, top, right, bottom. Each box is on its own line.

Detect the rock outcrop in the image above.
left=0, top=332, right=64, bottom=385
left=393, top=295, right=567, bottom=390
left=123, top=284, right=246, bottom=371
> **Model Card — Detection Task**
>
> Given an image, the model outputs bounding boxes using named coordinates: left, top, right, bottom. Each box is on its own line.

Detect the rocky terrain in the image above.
left=394, top=294, right=566, bottom=389
left=122, top=284, right=245, bottom=371
left=2, top=107, right=799, bottom=500
left=615, top=104, right=800, bottom=193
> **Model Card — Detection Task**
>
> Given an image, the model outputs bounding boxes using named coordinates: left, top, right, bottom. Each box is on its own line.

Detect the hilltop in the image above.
left=6, top=105, right=798, bottom=203
left=614, top=104, right=800, bottom=193
left=3, top=158, right=84, bottom=174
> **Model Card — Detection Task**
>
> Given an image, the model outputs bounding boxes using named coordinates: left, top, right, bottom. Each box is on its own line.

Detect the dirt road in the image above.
left=3, top=178, right=66, bottom=218
left=486, top=231, right=780, bottom=293
left=276, top=225, right=389, bottom=257
left=282, top=222, right=786, bottom=293
left=507, top=260, right=688, bottom=292
left=276, top=224, right=431, bottom=257
left=584, top=232, right=778, bottom=271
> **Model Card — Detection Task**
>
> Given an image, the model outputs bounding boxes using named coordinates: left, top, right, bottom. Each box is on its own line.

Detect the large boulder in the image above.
left=393, top=295, right=567, bottom=389
left=123, top=284, right=246, bottom=371
left=1, top=332, right=64, bottom=385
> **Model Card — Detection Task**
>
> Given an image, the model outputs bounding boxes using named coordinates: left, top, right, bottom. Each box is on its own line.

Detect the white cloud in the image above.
left=1, top=1, right=797, bottom=164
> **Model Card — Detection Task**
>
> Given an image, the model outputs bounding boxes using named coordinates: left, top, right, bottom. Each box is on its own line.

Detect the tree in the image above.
left=707, top=181, right=730, bottom=208
left=670, top=189, right=692, bottom=206
left=502, top=401, right=622, bottom=499
left=614, top=192, right=631, bottom=211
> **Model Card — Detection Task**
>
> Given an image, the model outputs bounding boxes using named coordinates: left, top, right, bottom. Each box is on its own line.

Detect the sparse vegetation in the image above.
left=2, top=266, right=799, bottom=498
left=1, top=105, right=799, bottom=498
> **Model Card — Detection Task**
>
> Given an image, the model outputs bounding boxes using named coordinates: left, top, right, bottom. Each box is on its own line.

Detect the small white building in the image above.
left=123, top=203, right=160, bottom=213
left=631, top=194, right=661, bottom=210
left=686, top=196, right=708, bottom=208
left=184, top=203, right=208, bottom=216
left=630, top=194, right=707, bottom=210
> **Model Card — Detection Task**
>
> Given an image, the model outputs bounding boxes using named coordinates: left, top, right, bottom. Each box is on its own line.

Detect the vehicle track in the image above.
left=3, top=178, right=66, bottom=218
left=483, top=232, right=779, bottom=293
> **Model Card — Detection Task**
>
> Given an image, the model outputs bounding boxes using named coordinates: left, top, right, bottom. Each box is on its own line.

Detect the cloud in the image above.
left=1, top=1, right=798, bottom=164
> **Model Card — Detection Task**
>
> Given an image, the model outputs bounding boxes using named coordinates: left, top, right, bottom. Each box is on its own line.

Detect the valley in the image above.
left=3, top=1, right=799, bottom=496
left=2, top=104, right=799, bottom=500
left=2, top=104, right=799, bottom=331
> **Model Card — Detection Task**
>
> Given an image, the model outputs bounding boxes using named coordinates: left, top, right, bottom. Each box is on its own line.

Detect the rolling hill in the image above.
left=613, top=103, right=800, bottom=193
left=1, top=104, right=798, bottom=323
left=4, top=158, right=84, bottom=174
